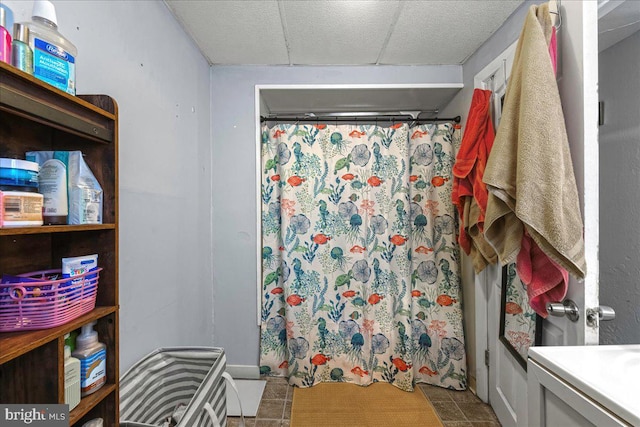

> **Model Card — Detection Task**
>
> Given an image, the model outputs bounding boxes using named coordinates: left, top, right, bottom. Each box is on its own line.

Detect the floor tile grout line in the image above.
left=281, top=392, right=287, bottom=421
left=451, top=397, right=471, bottom=422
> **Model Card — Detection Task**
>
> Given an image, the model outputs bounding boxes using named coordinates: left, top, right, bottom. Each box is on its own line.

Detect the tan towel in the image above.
left=482, top=3, right=586, bottom=279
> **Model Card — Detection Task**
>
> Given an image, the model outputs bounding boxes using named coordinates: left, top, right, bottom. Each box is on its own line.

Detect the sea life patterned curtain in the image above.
left=260, top=122, right=466, bottom=391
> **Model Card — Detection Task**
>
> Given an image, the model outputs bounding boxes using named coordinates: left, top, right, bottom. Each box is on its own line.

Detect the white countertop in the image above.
left=529, top=345, right=640, bottom=426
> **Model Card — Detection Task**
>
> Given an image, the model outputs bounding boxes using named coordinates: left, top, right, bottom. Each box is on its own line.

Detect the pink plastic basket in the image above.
left=0, top=268, right=101, bottom=332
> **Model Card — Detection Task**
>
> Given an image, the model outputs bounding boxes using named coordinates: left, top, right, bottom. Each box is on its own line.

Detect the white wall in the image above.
left=210, top=65, right=462, bottom=366
left=598, top=30, right=640, bottom=345
left=3, top=0, right=213, bottom=371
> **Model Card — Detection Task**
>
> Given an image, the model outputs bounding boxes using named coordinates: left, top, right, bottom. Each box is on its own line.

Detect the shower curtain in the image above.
left=260, top=122, right=466, bottom=391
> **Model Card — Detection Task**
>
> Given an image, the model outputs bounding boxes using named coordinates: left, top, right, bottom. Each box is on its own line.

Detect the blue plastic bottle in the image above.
left=23, top=0, right=77, bottom=94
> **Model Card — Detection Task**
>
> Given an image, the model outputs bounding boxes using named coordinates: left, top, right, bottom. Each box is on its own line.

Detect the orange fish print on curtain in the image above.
left=259, top=122, right=466, bottom=392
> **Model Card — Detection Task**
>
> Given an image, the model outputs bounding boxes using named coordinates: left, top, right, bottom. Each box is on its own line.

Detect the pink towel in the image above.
left=549, top=26, right=557, bottom=75
left=517, top=231, right=568, bottom=318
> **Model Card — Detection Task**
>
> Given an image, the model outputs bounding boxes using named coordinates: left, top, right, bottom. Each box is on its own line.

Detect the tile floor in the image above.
left=227, top=377, right=501, bottom=427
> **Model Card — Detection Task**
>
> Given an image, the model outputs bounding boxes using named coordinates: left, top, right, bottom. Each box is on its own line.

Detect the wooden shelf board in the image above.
left=0, top=63, right=116, bottom=120
left=0, top=63, right=115, bottom=143
left=0, top=224, right=116, bottom=236
left=69, top=383, right=117, bottom=426
left=0, top=306, right=117, bottom=364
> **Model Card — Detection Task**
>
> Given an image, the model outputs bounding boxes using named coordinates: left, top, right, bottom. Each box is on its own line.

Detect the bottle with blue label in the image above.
left=72, top=321, right=106, bottom=397
left=23, top=0, right=76, bottom=95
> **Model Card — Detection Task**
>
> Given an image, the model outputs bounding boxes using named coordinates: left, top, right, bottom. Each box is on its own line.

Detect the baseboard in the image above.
left=226, top=365, right=261, bottom=379
left=468, top=375, right=477, bottom=395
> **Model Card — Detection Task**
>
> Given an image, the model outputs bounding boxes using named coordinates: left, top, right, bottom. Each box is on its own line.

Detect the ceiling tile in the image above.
left=166, top=0, right=289, bottom=64
left=281, top=0, right=401, bottom=65
left=380, top=0, right=523, bottom=65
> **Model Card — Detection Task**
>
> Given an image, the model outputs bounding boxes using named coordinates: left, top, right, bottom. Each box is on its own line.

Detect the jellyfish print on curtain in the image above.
left=260, top=121, right=466, bottom=391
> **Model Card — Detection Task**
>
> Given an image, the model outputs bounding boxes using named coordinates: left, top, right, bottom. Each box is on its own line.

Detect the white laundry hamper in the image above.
left=119, top=347, right=244, bottom=427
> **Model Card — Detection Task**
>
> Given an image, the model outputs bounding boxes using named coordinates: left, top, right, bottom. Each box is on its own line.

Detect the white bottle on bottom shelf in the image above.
left=64, top=333, right=81, bottom=410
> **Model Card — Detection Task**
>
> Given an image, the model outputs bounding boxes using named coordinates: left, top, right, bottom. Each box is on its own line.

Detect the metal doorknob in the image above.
left=586, top=306, right=616, bottom=327
left=546, top=299, right=580, bottom=322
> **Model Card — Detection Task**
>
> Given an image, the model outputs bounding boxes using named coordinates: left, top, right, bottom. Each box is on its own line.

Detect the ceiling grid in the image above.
left=277, top=0, right=293, bottom=66
left=164, top=0, right=524, bottom=66
left=375, top=1, right=406, bottom=65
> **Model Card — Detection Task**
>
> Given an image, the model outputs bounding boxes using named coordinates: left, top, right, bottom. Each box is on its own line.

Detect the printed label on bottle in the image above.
left=39, top=159, right=68, bottom=217
left=81, top=188, right=102, bottom=224
left=2, top=194, right=43, bottom=221
left=79, top=348, right=106, bottom=393
left=65, top=363, right=80, bottom=383
left=33, top=38, right=75, bottom=95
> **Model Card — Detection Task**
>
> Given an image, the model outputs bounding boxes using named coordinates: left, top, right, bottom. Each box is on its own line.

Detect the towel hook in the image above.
left=550, top=0, right=562, bottom=30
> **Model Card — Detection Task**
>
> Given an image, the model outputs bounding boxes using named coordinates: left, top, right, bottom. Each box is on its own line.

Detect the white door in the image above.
left=480, top=2, right=601, bottom=426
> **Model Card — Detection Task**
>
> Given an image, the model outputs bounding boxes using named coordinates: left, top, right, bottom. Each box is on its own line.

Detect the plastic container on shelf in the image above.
left=26, top=151, right=103, bottom=225
left=64, top=333, right=81, bottom=411
left=0, top=158, right=39, bottom=189
left=0, top=190, right=43, bottom=227
left=0, top=268, right=101, bottom=331
left=72, top=321, right=106, bottom=397
left=23, top=0, right=77, bottom=95
left=11, top=23, right=33, bottom=74
left=29, top=156, right=68, bottom=225
left=0, top=4, right=12, bottom=65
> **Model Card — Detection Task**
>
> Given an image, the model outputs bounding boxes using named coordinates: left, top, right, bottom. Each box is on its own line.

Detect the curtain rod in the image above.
left=260, top=115, right=461, bottom=124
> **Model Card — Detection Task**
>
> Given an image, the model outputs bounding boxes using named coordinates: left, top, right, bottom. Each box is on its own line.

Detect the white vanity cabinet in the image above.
left=528, top=345, right=640, bottom=427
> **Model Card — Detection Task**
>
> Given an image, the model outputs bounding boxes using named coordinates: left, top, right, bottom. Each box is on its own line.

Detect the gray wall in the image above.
left=3, top=0, right=213, bottom=371
left=439, top=0, right=542, bottom=390
left=599, top=30, right=640, bottom=345
left=210, top=65, right=462, bottom=366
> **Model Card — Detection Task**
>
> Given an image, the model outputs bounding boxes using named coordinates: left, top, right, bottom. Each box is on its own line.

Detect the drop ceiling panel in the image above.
left=260, top=86, right=463, bottom=115
left=380, top=0, right=523, bottom=65
left=166, top=0, right=289, bottom=64
left=282, top=0, right=400, bottom=65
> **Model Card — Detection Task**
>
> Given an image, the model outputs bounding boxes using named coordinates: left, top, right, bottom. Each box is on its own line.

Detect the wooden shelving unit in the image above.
left=0, top=62, right=119, bottom=426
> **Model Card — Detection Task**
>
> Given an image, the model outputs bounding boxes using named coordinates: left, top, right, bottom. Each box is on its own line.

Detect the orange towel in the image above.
left=452, top=89, right=497, bottom=273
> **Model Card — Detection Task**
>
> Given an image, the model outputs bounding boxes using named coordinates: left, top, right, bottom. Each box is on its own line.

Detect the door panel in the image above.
left=487, top=265, right=528, bottom=427
left=544, top=0, right=600, bottom=347
left=479, top=44, right=527, bottom=427
left=478, top=1, right=600, bottom=426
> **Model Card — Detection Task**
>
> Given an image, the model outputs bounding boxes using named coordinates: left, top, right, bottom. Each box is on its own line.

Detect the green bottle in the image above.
left=11, top=23, right=33, bottom=74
